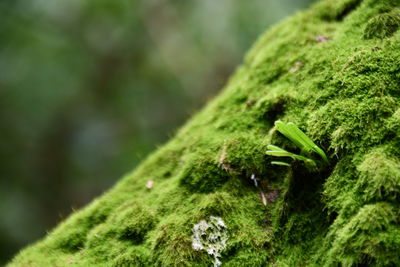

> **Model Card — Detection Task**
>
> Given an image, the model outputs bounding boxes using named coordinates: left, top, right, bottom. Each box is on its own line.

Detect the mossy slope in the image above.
left=8, top=0, right=400, bottom=266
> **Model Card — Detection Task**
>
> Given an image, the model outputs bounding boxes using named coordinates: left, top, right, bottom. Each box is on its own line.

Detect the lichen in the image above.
left=7, top=0, right=400, bottom=266
left=192, top=216, right=228, bottom=267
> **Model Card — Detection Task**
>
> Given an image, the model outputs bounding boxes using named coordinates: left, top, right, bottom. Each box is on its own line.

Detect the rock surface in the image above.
left=9, top=0, right=400, bottom=266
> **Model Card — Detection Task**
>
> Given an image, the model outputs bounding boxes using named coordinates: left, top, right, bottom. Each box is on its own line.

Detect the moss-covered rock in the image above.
left=8, top=0, right=400, bottom=266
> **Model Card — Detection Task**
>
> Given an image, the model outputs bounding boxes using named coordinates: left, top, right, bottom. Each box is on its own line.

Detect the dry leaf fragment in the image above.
left=260, top=192, right=267, bottom=206
left=266, top=190, right=279, bottom=204
left=218, top=144, right=233, bottom=171
left=146, top=180, right=154, bottom=189
left=315, top=35, right=330, bottom=42
left=289, top=61, right=303, bottom=73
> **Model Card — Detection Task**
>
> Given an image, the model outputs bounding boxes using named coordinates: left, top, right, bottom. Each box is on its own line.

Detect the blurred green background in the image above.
left=0, top=0, right=314, bottom=263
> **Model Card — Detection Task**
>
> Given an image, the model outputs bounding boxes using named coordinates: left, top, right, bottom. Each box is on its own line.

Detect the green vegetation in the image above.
left=363, top=8, right=400, bottom=39
left=267, top=120, right=329, bottom=168
left=0, top=0, right=314, bottom=262
left=267, top=144, right=318, bottom=168
left=8, top=0, right=400, bottom=266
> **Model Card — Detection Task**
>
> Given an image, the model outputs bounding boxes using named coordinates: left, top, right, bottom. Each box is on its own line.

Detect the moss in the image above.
left=111, top=247, right=151, bottom=267
left=355, top=147, right=400, bottom=202
left=314, top=0, right=363, bottom=21
left=387, top=108, right=400, bottom=134
left=151, top=216, right=210, bottom=266
left=322, top=156, right=359, bottom=213
left=195, top=191, right=237, bottom=217
left=8, top=0, right=400, bottom=266
left=364, top=9, right=400, bottom=39
left=218, top=133, right=268, bottom=176
left=326, top=202, right=400, bottom=266
left=109, top=202, right=157, bottom=244
left=178, top=150, right=230, bottom=193
left=309, top=96, right=397, bottom=153
left=44, top=198, right=114, bottom=253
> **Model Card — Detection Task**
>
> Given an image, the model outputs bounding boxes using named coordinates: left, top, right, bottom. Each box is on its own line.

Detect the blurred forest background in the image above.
left=0, top=0, right=314, bottom=263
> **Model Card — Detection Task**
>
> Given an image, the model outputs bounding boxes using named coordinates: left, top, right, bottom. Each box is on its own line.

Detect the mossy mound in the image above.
left=8, top=0, right=400, bottom=266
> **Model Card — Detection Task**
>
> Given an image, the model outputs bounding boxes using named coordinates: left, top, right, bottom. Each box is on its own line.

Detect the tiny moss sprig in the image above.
left=267, top=120, right=329, bottom=168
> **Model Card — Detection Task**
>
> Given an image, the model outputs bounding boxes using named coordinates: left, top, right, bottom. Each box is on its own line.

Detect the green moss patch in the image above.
left=8, top=0, right=400, bottom=266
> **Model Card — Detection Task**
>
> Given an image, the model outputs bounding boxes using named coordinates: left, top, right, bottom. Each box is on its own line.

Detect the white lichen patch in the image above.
left=192, top=216, right=228, bottom=267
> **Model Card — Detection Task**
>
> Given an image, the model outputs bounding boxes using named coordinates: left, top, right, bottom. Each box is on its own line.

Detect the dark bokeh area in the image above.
left=0, top=0, right=314, bottom=263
